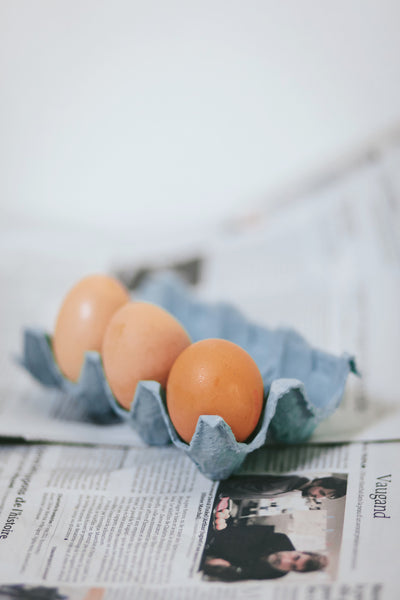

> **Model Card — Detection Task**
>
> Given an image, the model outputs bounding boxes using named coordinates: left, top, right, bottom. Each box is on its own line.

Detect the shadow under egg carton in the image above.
left=18, top=272, right=357, bottom=480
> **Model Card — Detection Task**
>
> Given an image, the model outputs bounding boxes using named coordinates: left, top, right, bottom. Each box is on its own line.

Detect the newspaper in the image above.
left=200, top=143, right=400, bottom=445
left=0, top=439, right=397, bottom=598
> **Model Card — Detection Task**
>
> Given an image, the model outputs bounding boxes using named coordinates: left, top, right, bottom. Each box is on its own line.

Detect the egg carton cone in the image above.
left=18, top=272, right=357, bottom=480
left=18, top=328, right=171, bottom=443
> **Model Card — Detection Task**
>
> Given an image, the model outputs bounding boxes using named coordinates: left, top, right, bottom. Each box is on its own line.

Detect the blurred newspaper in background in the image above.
left=199, top=135, right=400, bottom=446
left=0, top=135, right=399, bottom=598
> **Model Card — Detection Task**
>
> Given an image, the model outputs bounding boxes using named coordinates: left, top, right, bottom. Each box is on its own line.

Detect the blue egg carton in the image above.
left=18, top=272, right=357, bottom=480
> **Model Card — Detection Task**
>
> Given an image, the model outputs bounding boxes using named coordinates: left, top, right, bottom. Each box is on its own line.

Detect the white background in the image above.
left=1, top=0, right=400, bottom=242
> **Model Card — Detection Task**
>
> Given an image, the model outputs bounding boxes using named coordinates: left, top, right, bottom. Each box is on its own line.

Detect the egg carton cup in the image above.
left=18, top=272, right=357, bottom=480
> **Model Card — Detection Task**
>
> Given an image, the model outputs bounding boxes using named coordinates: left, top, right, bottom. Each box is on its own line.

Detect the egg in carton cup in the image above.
left=19, top=272, right=357, bottom=480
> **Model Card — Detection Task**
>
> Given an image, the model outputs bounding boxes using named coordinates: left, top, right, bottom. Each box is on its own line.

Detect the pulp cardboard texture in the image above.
left=19, top=273, right=356, bottom=480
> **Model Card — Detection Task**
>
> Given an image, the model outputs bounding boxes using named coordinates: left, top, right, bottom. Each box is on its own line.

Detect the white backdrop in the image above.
left=1, top=0, right=400, bottom=240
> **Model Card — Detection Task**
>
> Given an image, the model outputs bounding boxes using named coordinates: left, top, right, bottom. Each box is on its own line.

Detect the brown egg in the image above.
left=166, top=338, right=264, bottom=443
left=101, top=302, right=191, bottom=410
left=53, top=274, right=130, bottom=381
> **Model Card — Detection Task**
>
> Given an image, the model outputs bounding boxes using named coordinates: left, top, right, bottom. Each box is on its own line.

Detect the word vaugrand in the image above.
left=369, top=474, right=392, bottom=519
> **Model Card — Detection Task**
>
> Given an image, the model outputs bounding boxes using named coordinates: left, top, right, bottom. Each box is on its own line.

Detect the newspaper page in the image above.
left=0, top=440, right=397, bottom=599
left=200, top=143, right=400, bottom=444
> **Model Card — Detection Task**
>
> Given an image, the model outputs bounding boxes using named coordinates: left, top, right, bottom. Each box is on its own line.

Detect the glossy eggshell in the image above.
left=101, top=301, right=191, bottom=410
left=53, top=274, right=130, bottom=382
left=166, top=338, right=264, bottom=444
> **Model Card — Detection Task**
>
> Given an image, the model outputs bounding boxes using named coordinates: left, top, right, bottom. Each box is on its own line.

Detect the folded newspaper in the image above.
left=19, top=273, right=356, bottom=480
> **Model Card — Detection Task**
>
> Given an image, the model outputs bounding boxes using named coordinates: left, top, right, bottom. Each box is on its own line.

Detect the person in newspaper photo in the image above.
left=200, top=525, right=328, bottom=581
left=213, top=474, right=347, bottom=530
left=0, top=585, right=68, bottom=600
left=218, top=474, right=347, bottom=500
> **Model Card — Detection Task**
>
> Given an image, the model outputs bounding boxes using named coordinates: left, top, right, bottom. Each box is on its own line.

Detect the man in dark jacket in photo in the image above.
left=201, top=525, right=328, bottom=581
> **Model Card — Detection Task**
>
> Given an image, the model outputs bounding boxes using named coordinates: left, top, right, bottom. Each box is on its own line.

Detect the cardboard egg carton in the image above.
left=19, top=273, right=357, bottom=480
